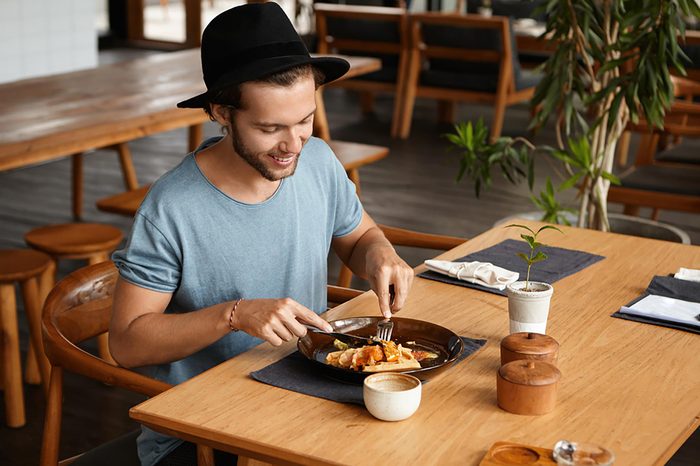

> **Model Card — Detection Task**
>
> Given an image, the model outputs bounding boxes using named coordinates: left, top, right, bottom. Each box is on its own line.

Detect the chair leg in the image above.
left=651, top=208, right=660, bottom=221
left=71, top=153, right=83, bottom=220
left=392, top=49, right=411, bottom=138
left=21, top=277, right=51, bottom=395
left=359, top=91, right=374, bottom=114
left=437, top=100, right=455, bottom=124
left=0, top=284, right=25, bottom=427
left=398, top=49, right=421, bottom=139
left=313, top=89, right=331, bottom=141
left=189, top=124, right=204, bottom=153
left=337, top=265, right=353, bottom=289
left=114, top=143, right=139, bottom=191
left=197, top=444, right=215, bottom=466
left=346, top=169, right=361, bottom=197
left=40, top=366, right=63, bottom=466
left=25, top=341, right=41, bottom=385
left=490, top=98, right=507, bottom=142
left=615, top=130, right=632, bottom=168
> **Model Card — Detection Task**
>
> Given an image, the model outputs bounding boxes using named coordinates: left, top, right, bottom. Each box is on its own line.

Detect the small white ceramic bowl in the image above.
left=363, top=373, right=422, bottom=421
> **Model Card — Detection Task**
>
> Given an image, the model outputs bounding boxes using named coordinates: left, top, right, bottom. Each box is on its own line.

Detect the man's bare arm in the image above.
left=332, top=211, right=413, bottom=317
left=109, top=278, right=332, bottom=368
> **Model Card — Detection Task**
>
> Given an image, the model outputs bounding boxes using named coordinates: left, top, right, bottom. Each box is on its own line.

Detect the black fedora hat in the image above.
left=177, top=2, right=349, bottom=108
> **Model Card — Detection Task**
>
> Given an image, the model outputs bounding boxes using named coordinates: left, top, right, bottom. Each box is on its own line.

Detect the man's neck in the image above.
left=195, top=136, right=281, bottom=204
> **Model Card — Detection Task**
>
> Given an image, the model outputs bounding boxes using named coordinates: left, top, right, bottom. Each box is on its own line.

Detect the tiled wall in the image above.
left=0, top=0, right=97, bottom=84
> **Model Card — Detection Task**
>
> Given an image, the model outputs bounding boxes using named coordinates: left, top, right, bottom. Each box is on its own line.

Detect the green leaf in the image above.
left=505, top=224, right=535, bottom=235
left=521, top=234, right=536, bottom=248
left=536, top=225, right=564, bottom=235
left=600, top=171, right=621, bottom=185
left=558, top=172, right=583, bottom=191
left=531, top=251, right=548, bottom=263
left=516, top=252, right=530, bottom=263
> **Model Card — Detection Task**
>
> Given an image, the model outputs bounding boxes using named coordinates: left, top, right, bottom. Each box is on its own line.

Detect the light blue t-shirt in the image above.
left=112, top=136, right=363, bottom=466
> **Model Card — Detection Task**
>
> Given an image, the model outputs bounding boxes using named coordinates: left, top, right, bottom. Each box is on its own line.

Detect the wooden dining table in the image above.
left=0, top=49, right=380, bottom=217
left=129, top=220, right=700, bottom=465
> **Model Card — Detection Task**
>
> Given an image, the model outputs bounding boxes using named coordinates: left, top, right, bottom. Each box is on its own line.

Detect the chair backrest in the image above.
left=408, top=12, right=518, bottom=94
left=314, top=3, right=408, bottom=85
left=40, top=261, right=172, bottom=466
left=42, top=261, right=170, bottom=395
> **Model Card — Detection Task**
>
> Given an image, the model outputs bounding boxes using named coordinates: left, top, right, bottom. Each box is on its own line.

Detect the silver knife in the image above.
left=303, top=325, right=377, bottom=347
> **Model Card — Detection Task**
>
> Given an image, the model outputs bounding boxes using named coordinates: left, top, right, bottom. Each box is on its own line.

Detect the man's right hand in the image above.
left=229, top=298, right=333, bottom=346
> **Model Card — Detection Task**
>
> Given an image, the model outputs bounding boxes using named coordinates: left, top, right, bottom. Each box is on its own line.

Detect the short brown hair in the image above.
left=204, top=64, right=325, bottom=121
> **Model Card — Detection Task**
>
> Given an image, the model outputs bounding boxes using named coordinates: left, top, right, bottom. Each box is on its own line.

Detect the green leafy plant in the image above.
left=505, top=223, right=563, bottom=292
left=448, top=0, right=700, bottom=231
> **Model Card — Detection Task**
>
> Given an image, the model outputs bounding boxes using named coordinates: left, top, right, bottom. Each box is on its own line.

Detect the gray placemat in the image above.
left=249, top=336, right=487, bottom=405
left=418, top=239, right=605, bottom=296
left=611, top=275, right=700, bottom=334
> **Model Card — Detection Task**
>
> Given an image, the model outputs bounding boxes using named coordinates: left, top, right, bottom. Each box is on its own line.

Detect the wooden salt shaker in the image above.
left=500, top=332, right=559, bottom=366
left=497, top=360, right=561, bottom=415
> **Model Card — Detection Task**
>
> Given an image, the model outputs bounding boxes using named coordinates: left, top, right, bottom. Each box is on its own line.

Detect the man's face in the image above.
left=227, top=75, right=316, bottom=181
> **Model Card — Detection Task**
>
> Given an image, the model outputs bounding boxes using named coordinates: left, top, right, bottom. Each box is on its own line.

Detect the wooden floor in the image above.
left=1, top=48, right=698, bottom=465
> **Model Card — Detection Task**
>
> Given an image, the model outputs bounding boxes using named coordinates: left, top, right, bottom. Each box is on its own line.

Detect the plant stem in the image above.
left=526, top=262, right=531, bottom=292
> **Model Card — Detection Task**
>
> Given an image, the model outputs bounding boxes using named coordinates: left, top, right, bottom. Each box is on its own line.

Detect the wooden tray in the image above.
left=480, top=441, right=557, bottom=465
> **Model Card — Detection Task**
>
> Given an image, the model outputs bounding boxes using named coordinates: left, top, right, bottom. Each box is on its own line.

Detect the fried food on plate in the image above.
left=326, top=339, right=436, bottom=372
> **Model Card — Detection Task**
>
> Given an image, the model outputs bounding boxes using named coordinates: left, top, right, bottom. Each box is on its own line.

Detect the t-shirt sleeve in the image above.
left=329, top=151, right=363, bottom=238
left=112, top=212, right=181, bottom=293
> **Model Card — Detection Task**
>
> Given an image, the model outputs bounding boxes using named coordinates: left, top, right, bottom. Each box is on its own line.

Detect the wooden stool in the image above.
left=0, top=249, right=53, bottom=427
left=24, top=223, right=124, bottom=365
left=328, top=140, right=389, bottom=196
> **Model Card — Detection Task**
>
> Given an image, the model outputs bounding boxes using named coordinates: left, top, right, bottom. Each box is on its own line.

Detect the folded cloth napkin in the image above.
left=249, top=336, right=487, bottom=405
left=675, top=267, right=700, bottom=283
left=424, top=260, right=519, bottom=290
left=612, top=275, right=700, bottom=334
left=418, top=239, right=605, bottom=296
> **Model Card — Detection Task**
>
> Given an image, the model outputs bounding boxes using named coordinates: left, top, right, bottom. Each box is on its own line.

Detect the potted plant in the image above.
left=447, top=0, right=700, bottom=233
left=505, top=223, right=562, bottom=334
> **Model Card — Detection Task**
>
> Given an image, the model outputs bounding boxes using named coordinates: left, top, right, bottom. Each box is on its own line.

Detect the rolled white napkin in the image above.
left=675, top=267, right=700, bottom=283
left=424, top=260, right=519, bottom=290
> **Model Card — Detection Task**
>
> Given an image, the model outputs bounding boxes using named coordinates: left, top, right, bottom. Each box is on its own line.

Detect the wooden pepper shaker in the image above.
left=497, top=359, right=561, bottom=415
left=500, top=332, right=559, bottom=366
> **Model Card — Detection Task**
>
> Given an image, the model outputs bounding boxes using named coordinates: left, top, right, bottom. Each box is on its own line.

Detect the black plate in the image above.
left=297, top=316, right=464, bottom=384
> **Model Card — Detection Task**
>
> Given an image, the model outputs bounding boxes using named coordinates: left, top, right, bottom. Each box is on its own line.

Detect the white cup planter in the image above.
left=506, top=281, right=554, bottom=334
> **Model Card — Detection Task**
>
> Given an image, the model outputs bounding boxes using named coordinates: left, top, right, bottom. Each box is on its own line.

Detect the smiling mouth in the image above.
left=269, top=153, right=297, bottom=164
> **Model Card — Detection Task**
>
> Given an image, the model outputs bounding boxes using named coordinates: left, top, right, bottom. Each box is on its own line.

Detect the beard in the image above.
left=229, top=121, right=300, bottom=182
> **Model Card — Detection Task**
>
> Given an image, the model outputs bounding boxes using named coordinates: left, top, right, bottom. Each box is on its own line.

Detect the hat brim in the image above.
left=177, top=55, right=350, bottom=109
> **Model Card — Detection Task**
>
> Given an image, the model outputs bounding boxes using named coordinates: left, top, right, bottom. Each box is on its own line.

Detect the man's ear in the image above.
left=210, top=104, right=231, bottom=126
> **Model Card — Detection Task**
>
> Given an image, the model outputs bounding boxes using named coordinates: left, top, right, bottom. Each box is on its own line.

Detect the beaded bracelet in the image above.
left=228, top=298, right=242, bottom=332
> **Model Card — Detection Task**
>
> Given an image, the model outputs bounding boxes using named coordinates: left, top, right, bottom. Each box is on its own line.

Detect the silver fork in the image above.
left=376, top=318, right=394, bottom=341
left=376, top=285, right=395, bottom=341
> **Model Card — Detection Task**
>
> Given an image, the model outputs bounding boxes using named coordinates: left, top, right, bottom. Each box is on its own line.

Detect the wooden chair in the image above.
left=25, top=223, right=124, bottom=365
left=397, top=12, right=539, bottom=141
left=40, top=260, right=362, bottom=465
left=0, top=249, right=53, bottom=427
left=336, top=225, right=467, bottom=288
left=608, top=101, right=700, bottom=219
left=314, top=3, right=409, bottom=136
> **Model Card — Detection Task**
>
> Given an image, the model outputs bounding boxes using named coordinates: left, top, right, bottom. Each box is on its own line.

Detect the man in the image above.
left=108, top=3, right=413, bottom=465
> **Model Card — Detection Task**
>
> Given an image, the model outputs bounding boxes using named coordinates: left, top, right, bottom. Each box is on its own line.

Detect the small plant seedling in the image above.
left=505, top=224, right=563, bottom=291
